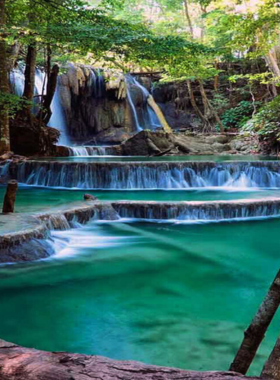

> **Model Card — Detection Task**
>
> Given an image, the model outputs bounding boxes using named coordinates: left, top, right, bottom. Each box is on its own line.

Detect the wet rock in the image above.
left=84, top=194, right=97, bottom=201
left=55, top=145, right=71, bottom=157
left=212, top=142, right=231, bottom=153
left=0, top=239, right=54, bottom=263
left=121, top=130, right=173, bottom=156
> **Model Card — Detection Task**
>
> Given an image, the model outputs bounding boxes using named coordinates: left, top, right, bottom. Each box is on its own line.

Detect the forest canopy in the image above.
left=1, top=0, right=280, bottom=152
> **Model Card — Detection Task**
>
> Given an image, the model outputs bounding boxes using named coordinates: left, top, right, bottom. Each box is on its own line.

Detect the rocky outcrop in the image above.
left=120, top=130, right=249, bottom=156
left=58, top=65, right=135, bottom=144
left=0, top=339, right=259, bottom=380
left=10, top=116, right=60, bottom=156
left=0, top=201, right=119, bottom=263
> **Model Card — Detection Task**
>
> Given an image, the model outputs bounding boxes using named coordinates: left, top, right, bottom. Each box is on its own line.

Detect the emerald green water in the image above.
left=2, top=186, right=280, bottom=214
left=0, top=218, right=280, bottom=375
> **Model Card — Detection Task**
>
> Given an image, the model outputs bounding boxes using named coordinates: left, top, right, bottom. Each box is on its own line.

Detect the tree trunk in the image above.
left=23, top=43, right=37, bottom=102
left=147, top=95, right=172, bottom=133
left=229, top=268, right=280, bottom=375
left=7, top=42, right=20, bottom=71
left=214, top=59, right=219, bottom=92
left=0, top=0, right=10, bottom=153
left=38, top=64, right=59, bottom=124
left=198, top=80, right=225, bottom=133
left=265, top=49, right=280, bottom=97
left=262, top=335, right=280, bottom=379
left=183, top=0, right=194, bottom=38
left=46, top=43, right=51, bottom=82
left=2, top=180, right=18, bottom=213
left=186, top=79, right=207, bottom=124
left=200, top=5, right=207, bottom=43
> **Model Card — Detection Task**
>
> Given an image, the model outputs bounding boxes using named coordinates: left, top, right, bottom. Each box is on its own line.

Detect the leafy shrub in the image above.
left=221, top=100, right=262, bottom=129
left=242, top=96, right=280, bottom=142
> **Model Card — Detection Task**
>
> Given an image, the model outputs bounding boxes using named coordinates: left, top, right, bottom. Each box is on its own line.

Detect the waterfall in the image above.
left=9, top=66, right=46, bottom=111
left=112, top=199, right=280, bottom=222
left=131, top=77, right=161, bottom=130
left=9, top=66, right=25, bottom=96
left=12, top=161, right=280, bottom=189
left=48, top=82, right=70, bottom=146
left=125, top=75, right=162, bottom=131
left=125, top=76, right=142, bottom=132
left=68, top=146, right=107, bottom=156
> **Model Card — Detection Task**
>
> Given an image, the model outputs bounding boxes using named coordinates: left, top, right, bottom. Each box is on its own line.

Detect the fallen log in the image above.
left=0, top=340, right=259, bottom=380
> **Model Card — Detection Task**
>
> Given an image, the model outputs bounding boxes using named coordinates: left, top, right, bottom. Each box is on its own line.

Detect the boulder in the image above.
left=84, top=194, right=97, bottom=201
left=10, top=116, right=60, bottom=156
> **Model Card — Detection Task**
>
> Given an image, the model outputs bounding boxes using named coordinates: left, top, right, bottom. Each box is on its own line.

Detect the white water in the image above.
left=14, top=161, right=280, bottom=190
left=48, top=84, right=70, bottom=146
left=68, top=146, right=107, bottom=156
left=131, top=76, right=161, bottom=129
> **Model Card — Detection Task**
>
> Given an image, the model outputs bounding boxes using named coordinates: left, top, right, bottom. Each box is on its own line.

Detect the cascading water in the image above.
left=48, top=82, right=70, bottom=146
left=68, top=146, right=107, bottom=156
left=112, top=199, right=280, bottom=222
left=11, top=161, right=280, bottom=189
left=131, top=76, right=161, bottom=129
left=125, top=75, right=161, bottom=132
left=9, top=66, right=46, bottom=111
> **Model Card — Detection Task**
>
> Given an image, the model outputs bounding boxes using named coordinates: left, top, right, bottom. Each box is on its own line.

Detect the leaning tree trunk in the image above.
left=262, top=334, right=280, bottom=379
left=229, top=268, right=280, bottom=375
left=147, top=95, right=172, bottom=133
left=38, top=64, right=59, bottom=124
left=0, top=0, right=10, bottom=153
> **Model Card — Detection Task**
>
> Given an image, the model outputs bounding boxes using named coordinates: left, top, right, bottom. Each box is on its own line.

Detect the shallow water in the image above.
left=2, top=186, right=280, bottom=214
left=0, top=218, right=280, bottom=375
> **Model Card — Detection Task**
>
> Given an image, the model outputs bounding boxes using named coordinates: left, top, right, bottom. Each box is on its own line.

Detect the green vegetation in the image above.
left=0, top=0, right=280, bottom=152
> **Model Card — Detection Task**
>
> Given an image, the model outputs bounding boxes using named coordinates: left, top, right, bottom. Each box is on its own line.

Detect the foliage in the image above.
left=243, top=97, right=280, bottom=142
left=221, top=101, right=262, bottom=129
left=210, top=93, right=230, bottom=114
left=0, top=93, right=31, bottom=117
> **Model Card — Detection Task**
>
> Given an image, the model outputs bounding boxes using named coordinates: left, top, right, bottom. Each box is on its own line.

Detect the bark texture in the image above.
left=229, top=269, right=280, bottom=374
left=0, top=0, right=10, bottom=153
left=23, top=43, right=37, bottom=102
left=147, top=94, right=172, bottom=132
left=262, top=336, right=280, bottom=379
left=0, top=340, right=259, bottom=380
left=38, top=64, right=59, bottom=123
left=183, top=0, right=194, bottom=38
left=2, top=180, right=18, bottom=213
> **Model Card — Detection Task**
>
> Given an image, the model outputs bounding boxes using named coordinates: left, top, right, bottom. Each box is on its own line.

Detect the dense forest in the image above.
left=1, top=0, right=280, bottom=156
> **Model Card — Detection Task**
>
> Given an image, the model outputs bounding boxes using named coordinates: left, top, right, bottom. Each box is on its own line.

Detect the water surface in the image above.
left=3, top=186, right=280, bottom=213
left=0, top=218, right=279, bottom=376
